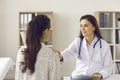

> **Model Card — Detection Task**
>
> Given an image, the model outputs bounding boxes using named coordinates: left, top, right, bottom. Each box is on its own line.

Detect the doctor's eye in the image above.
left=84, top=24, right=89, bottom=27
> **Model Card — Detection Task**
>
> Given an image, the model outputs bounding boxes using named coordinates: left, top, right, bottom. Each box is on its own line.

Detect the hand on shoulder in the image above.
left=51, top=47, right=63, bottom=61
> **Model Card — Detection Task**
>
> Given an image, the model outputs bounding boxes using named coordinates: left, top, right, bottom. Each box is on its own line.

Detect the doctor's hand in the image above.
left=92, top=72, right=102, bottom=80
left=51, top=47, right=63, bottom=61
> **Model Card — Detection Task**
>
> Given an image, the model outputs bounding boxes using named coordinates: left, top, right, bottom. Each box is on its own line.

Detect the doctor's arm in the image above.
left=99, top=45, right=113, bottom=79
left=52, top=38, right=78, bottom=62
left=60, top=38, right=78, bottom=62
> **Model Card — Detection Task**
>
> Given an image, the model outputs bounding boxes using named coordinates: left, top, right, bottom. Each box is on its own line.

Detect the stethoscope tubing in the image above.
left=78, top=37, right=102, bottom=58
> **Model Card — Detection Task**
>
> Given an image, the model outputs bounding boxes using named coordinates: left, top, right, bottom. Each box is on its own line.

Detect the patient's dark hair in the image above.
left=20, top=15, right=50, bottom=74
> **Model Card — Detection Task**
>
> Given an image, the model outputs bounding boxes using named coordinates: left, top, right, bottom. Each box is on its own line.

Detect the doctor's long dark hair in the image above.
left=79, top=14, right=102, bottom=39
left=20, top=15, right=50, bottom=74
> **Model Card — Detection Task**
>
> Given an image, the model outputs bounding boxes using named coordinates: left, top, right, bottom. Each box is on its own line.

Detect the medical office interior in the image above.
left=0, top=0, right=120, bottom=80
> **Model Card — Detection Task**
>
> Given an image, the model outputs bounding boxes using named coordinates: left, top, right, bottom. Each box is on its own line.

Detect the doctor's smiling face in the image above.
left=80, top=19, right=95, bottom=38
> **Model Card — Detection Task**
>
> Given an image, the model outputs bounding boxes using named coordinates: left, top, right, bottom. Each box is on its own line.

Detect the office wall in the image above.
left=0, top=0, right=120, bottom=76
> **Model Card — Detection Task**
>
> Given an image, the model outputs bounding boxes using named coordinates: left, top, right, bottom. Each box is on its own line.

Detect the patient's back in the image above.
left=15, top=44, right=61, bottom=80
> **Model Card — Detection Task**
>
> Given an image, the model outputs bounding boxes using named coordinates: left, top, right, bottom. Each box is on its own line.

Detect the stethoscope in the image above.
left=78, top=37, right=102, bottom=59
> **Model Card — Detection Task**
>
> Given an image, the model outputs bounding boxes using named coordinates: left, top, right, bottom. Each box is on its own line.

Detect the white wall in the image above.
left=0, top=0, right=120, bottom=77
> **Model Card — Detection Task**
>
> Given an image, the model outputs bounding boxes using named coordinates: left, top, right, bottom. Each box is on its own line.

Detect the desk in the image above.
left=63, top=75, right=120, bottom=80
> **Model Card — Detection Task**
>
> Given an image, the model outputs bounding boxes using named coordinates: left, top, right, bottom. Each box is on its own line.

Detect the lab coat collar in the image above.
left=41, top=42, right=45, bottom=46
left=82, top=36, right=99, bottom=61
left=90, top=36, right=98, bottom=46
left=83, top=36, right=98, bottom=47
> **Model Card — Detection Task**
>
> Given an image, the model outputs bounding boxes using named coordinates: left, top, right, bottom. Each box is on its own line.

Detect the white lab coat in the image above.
left=61, top=36, right=112, bottom=80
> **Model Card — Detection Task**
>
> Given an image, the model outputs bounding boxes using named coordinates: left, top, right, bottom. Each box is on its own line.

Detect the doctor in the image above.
left=56, top=14, right=112, bottom=80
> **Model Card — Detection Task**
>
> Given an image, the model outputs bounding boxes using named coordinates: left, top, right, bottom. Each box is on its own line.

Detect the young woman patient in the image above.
left=15, top=15, right=61, bottom=80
